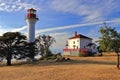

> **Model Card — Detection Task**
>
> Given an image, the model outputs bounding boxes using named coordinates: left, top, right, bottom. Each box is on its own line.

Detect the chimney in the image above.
left=74, top=32, right=77, bottom=37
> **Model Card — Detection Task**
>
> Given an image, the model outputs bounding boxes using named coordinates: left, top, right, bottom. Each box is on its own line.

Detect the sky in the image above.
left=0, top=0, right=120, bottom=53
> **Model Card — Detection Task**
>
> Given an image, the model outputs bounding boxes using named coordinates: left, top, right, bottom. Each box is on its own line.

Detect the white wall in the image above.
left=26, top=18, right=37, bottom=42
left=90, top=45, right=98, bottom=53
left=68, top=38, right=80, bottom=49
left=80, top=38, right=92, bottom=48
left=67, top=38, right=92, bottom=49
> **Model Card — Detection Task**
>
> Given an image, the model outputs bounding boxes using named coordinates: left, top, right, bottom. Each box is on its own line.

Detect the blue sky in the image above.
left=0, top=0, right=120, bottom=52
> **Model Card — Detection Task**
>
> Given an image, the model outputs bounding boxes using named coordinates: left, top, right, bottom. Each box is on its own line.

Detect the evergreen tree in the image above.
left=98, top=23, right=120, bottom=68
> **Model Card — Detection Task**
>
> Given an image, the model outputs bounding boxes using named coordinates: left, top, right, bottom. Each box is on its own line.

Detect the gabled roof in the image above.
left=69, top=32, right=92, bottom=40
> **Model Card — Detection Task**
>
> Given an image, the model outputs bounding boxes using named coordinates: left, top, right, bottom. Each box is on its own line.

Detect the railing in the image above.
left=63, top=48, right=88, bottom=52
left=25, top=14, right=39, bottom=20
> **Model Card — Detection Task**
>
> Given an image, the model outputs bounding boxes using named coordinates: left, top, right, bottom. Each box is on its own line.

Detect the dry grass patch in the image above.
left=0, top=53, right=120, bottom=80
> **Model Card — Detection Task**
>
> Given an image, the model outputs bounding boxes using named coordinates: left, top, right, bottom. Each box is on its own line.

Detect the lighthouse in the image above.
left=26, top=8, right=39, bottom=42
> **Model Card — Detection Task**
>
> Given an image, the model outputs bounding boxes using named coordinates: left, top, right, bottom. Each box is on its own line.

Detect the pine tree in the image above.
left=98, top=23, right=120, bottom=68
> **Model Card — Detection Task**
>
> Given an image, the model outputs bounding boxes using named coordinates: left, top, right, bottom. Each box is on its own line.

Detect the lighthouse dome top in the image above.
left=27, top=8, right=36, bottom=12
left=27, top=8, right=36, bottom=13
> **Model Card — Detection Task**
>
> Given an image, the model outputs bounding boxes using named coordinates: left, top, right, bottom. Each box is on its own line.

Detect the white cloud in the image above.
left=0, top=1, right=40, bottom=12
left=36, top=32, right=70, bottom=50
left=49, top=0, right=101, bottom=21
left=49, top=0, right=120, bottom=22
left=11, top=25, right=27, bottom=32
left=0, top=25, right=27, bottom=36
left=49, top=32, right=70, bottom=49
left=49, top=32, right=67, bottom=36
left=0, top=3, right=5, bottom=6
left=36, top=18, right=120, bottom=34
left=36, top=18, right=120, bottom=51
left=17, top=0, right=21, bottom=2
left=0, top=28, right=8, bottom=36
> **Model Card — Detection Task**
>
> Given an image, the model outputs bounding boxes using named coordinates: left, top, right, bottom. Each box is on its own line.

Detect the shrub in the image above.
left=55, top=53, right=62, bottom=61
left=78, top=52, right=88, bottom=57
left=78, top=49, right=88, bottom=57
left=39, top=54, right=56, bottom=60
left=87, top=52, right=95, bottom=56
left=47, top=55, right=56, bottom=60
left=45, top=48, right=53, bottom=57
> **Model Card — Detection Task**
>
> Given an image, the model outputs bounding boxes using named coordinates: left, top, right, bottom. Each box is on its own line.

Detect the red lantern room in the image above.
left=26, top=8, right=38, bottom=20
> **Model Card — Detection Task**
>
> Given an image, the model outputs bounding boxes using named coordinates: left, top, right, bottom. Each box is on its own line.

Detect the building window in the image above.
left=73, top=45, right=76, bottom=48
left=73, top=41, right=75, bottom=44
left=77, top=46, right=78, bottom=49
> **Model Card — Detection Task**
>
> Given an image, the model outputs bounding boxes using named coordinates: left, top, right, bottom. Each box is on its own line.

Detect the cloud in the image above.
left=17, top=0, right=21, bottom=2
left=0, top=28, right=8, bottom=36
left=35, top=18, right=120, bottom=51
left=36, top=18, right=120, bottom=34
left=49, top=32, right=70, bottom=50
left=49, top=32, right=68, bottom=36
left=36, top=31, right=70, bottom=52
left=0, top=25, right=27, bottom=36
left=11, top=25, right=27, bottom=32
left=0, top=1, right=40, bottom=12
left=49, top=0, right=120, bottom=22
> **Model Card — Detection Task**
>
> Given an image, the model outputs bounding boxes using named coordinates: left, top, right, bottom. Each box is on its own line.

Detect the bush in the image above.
left=78, top=50, right=96, bottom=57
left=78, top=52, right=88, bottom=57
left=39, top=54, right=56, bottom=60
left=39, top=57, right=44, bottom=60
left=45, top=48, right=53, bottom=57
left=47, top=55, right=56, bottom=60
left=87, top=52, right=95, bottom=56
left=55, top=53, right=62, bottom=61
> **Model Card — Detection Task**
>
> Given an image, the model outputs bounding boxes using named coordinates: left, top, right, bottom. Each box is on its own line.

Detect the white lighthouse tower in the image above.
left=26, top=8, right=39, bottom=42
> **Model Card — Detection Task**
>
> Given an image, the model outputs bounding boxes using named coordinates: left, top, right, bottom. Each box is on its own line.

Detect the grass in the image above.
left=0, top=53, right=120, bottom=80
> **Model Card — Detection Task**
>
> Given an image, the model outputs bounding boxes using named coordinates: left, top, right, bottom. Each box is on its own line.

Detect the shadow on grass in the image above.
left=72, top=59, right=116, bottom=65
left=14, top=60, right=117, bottom=67
left=0, top=59, right=117, bottom=67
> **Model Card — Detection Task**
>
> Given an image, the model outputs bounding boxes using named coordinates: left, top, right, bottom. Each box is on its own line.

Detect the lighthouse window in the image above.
left=30, top=11, right=34, bottom=14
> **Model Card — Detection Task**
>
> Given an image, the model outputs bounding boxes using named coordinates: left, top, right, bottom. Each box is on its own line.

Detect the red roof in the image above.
left=27, top=8, right=36, bottom=12
left=69, top=32, right=92, bottom=40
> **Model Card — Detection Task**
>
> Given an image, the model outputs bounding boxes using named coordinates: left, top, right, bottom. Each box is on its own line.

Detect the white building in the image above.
left=63, top=32, right=98, bottom=56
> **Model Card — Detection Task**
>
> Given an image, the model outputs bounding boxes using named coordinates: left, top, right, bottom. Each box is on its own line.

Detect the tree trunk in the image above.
left=116, top=53, right=119, bottom=68
left=29, top=43, right=35, bottom=62
left=6, top=54, right=12, bottom=66
left=7, top=58, right=11, bottom=66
